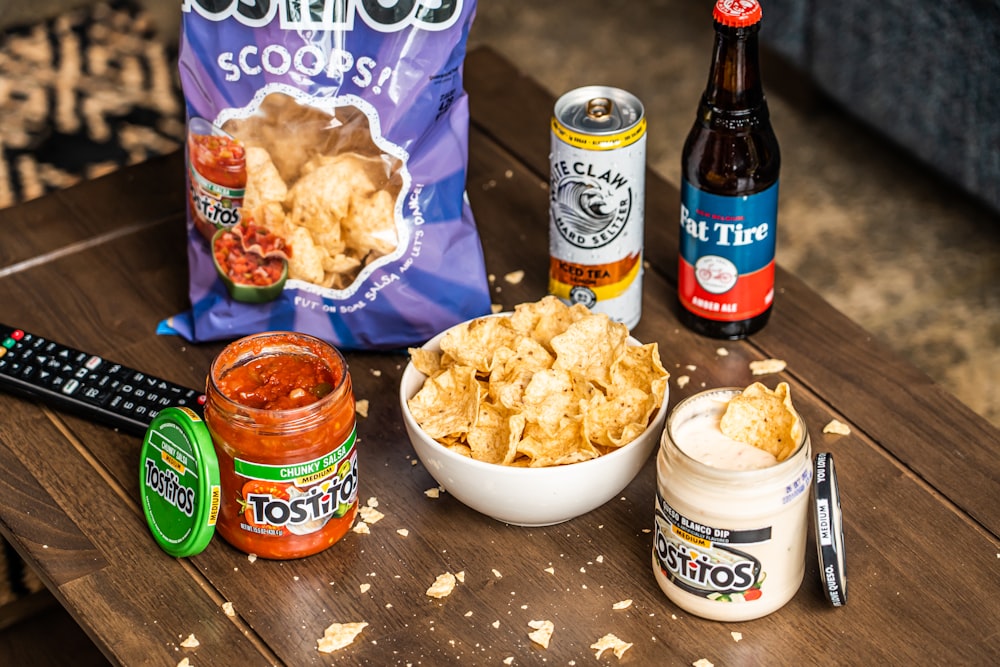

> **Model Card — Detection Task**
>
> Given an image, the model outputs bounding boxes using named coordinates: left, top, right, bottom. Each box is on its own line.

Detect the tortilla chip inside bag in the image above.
left=720, top=382, right=803, bottom=462
left=407, top=296, right=670, bottom=468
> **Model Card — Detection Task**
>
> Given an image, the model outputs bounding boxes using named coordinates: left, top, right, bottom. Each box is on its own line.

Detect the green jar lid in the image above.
left=140, top=406, right=220, bottom=557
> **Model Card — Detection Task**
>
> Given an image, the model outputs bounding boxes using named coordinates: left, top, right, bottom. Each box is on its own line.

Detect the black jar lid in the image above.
left=813, top=452, right=847, bottom=606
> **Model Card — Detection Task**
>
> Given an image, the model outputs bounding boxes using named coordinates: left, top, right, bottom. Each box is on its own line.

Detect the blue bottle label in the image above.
left=678, top=179, right=778, bottom=321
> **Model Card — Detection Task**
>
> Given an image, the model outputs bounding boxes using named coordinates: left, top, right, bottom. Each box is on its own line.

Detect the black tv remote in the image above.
left=0, top=323, right=204, bottom=437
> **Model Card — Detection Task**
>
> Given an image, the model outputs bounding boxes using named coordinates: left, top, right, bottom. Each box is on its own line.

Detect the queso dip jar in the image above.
left=652, top=387, right=812, bottom=621
left=204, top=332, right=359, bottom=560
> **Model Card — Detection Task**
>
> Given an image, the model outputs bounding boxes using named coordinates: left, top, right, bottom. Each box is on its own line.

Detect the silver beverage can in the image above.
left=549, top=86, right=646, bottom=329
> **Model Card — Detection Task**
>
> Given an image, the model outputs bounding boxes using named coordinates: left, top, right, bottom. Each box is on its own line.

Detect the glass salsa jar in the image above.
left=204, top=331, right=358, bottom=560
left=187, top=117, right=247, bottom=242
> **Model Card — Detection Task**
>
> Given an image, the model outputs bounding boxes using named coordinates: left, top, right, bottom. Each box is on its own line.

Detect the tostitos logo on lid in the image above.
left=713, top=0, right=763, bottom=27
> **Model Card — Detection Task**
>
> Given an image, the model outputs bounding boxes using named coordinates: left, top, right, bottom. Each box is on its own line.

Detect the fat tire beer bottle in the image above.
left=678, top=0, right=780, bottom=339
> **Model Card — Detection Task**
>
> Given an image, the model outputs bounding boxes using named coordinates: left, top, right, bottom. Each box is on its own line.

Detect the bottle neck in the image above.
left=702, top=22, right=765, bottom=119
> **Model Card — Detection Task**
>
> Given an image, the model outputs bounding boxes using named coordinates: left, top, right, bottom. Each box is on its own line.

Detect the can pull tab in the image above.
left=586, top=97, right=614, bottom=122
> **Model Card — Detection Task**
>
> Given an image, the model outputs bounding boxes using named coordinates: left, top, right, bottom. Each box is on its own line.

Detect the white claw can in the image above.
left=549, top=86, right=646, bottom=329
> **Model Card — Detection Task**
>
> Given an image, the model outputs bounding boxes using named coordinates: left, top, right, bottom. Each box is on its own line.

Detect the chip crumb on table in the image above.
left=612, top=599, right=633, bottom=610
left=358, top=505, right=384, bottom=524
left=426, top=572, right=457, bottom=598
left=823, top=419, right=851, bottom=435
left=693, top=659, right=714, bottom=667
left=731, top=631, right=743, bottom=642
left=591, top=633, right=633, bottom=659
left=316, top=621, right=368, bottom=653
left=503, top=269, right=525, bottom=284
left=180, top=633, right=200, bottom=649
left=221, top=601, right=235, bottom=617
left=527, top=619, right=554, bottom=648
left=749, top=358, right=787, bottom=375
left=355, top=398, right=369, bottom=417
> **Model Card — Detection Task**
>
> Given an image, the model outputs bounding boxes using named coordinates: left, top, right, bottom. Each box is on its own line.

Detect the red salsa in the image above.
left=217, top=353, right=338, bottom=410
left=189, top=133, right=247, bottom=189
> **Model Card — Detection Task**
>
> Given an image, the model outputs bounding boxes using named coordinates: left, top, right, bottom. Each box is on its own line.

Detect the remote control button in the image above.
left=79, top=385, right=110, bottom=406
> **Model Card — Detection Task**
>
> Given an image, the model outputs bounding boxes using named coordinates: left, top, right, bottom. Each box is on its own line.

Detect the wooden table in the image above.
left=1, top=47, right=998, bottom=666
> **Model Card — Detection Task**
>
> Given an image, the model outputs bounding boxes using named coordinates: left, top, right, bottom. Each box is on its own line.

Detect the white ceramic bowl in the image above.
left=398, top=317, right=668, bottom=526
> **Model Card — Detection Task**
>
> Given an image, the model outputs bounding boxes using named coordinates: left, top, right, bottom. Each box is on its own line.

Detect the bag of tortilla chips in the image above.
left=161, top=0, right=491, bottom=349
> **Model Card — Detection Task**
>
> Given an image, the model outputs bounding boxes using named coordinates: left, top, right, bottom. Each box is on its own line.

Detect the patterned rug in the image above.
left=0, top=0, right=183, bottom=208
left=0, top=1, right=183, bottom=608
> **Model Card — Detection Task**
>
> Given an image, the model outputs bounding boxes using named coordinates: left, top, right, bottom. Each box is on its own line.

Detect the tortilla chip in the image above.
left=720, top=382, right=802, bottom=461
left=406, top=365, right=480, bottom=439
left=244, top=146, right=288, bottom=212
left=467, top=403, right=523, bottom=465
left=509, top=295, right=587, bottom=351
left=521, top=369, right=591, bottom=435
left=285, top=226, right=326, bottom=283
left=551, top=314, right=628, bottom=389
left=345, top=188, right=397, bottom=258
left=408, top=347, right=445, bottom=378
left=583, top=386, right=656, bottom=448
left=439, top=316, right=521, bottom=373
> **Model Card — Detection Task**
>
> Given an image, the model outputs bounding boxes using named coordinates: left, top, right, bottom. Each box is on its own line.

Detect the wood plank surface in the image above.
left=0, top=46, right=998, bottom=666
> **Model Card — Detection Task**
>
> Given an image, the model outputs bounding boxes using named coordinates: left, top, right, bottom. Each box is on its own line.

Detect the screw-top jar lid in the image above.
left=713, top=0, right=763, bottom=27
left=140, top=407, right=220, bottom=557
left=813, top=452, right=848, bottom=606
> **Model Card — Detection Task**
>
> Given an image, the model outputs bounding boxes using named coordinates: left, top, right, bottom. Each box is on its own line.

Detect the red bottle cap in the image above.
left=713, top=0, right=763, bottom=27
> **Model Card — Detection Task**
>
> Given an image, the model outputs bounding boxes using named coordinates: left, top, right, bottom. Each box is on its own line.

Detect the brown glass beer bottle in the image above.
left=678, top=0, right=780, bottom=339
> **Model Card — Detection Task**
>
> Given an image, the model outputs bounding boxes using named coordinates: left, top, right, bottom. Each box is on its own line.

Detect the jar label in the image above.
left=653, top=491, right=768, bottom=602
left=678, top=179, right=777, bottom=321
left=231, top=427, right=358, bottom=538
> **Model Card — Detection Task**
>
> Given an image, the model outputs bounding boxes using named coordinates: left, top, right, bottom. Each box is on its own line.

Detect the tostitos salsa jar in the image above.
left=187, top=117, right=246, bottom=242
left=204, top=331, right=358, bottom=560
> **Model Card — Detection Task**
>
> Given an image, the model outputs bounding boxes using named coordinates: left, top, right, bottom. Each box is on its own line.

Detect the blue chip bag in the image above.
left=161, top=0, right=491, bottom=349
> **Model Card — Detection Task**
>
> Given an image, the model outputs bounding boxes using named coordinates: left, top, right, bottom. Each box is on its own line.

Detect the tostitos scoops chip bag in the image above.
left=160, top=0, right=491, bottom=349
